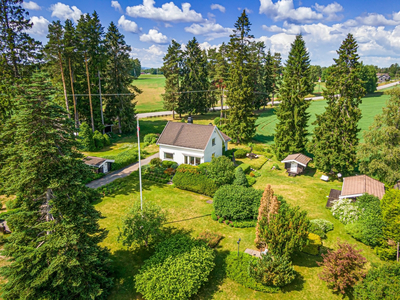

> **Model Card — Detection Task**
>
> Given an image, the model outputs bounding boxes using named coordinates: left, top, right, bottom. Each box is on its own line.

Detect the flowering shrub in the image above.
left=330, top=198, right=360, bottom=224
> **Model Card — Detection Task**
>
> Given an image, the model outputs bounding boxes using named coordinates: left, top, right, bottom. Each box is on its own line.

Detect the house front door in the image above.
left=290, top=162, right=297, bottom=173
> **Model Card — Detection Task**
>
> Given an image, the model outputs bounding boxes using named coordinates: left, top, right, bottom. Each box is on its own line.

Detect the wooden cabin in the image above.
left=84, top=156, right=115, bottom=174
left=281, top=153, right=312, bottom=176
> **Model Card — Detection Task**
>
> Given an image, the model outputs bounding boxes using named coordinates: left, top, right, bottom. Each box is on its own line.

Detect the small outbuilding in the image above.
left=84, top=156, right=115, bottom=174
left=326, top=175, right=385, bottom=207
left=281, top=153, right=312, bottom=176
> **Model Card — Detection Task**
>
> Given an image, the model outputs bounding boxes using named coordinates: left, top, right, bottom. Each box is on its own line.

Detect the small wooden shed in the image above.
left=84, top=156, right=115, bottom=174
left=281, top=153, right=312, bottom=176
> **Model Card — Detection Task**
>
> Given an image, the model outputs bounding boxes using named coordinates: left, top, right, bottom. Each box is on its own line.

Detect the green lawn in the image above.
left=95, top=154, right=382, bottom=300
left=254, top=90, right=391, bottom=144
left=132, top=75, right=165, bottom=113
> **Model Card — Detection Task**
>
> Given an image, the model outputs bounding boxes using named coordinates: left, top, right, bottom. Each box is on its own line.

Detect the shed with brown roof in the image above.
left=340, top=175, right=385, bottom=200
left=281, top=153, right=312, bottom=176
left=84, top=156, right=115, bottom=174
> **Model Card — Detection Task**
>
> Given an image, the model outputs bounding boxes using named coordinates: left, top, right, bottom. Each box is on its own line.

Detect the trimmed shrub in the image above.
left=161, top=160, right=175, bottom=168
left=213, top=185, right=263, bottom=220
left=103, top=133, right=111, bottom=146
left=198, top=162, right=211, bottom=174
left=302, top=233, right=322, bottom=255
left=211, top=211, right=218, bottom=221
left=144, top=133, right=158, bottom=145
left=197, top=231, right=223, bottom=248
left=234, top=149, right=247, bottom=158
left=236, top=163, right=251, bottom=174
left=246, top=175, right=256, bottom=186
left=93, top=130, right=105, bottom=150
left=172, top=165, right=218, bottom=197
left=233, top=167, right=248, bottom=187
left=218, top=217, right=224, bottom=223
left=248, top=252, right=296, bottom=287
left=150, top=157, right=162, bottom=167
left=207, top=156, right=235, bottom=186
left=135, top=234, right=215, bottom=300
left=354, top=264, right=400, bottom=300
left=225, top=252, right=279, bottom=293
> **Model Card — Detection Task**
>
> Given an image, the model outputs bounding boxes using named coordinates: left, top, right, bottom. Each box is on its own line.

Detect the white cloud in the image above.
left=126, top=0, right=204, bottom=23
left=262, top=24, right=285, bottom=33
left=185, top=21, right=233, bottom=40
left=210, top=4, right=225, bottom=13
left=355, top=13, right=400, bottom=26
left=26, top=16, right=49, bottom=36
left=111, top=1, right=123, bottom=13
left=238, top=7, right=253, bottom=14
left=140, top=29, right=169, bottom=44
left=131, top=44, right=166, bottom=68
left=50, top=2, right=83, bottom=23
left=259, top=0, right=323, bottom=23
left=118, top=15, right=141, bottom=33
left=198, top=41, right=220, bottom=51
left=22, top=1, right=41, bottom=10
left=314, top=2, right=343, bottom=21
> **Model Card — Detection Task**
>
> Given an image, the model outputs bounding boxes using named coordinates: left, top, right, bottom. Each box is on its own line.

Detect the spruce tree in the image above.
left=0, top=0, right=41, bottom=124
left=161, top=40, right=182, bottom=119
left=103, top=22, right=139, bottom=133
left=263, top=49, right=274, bottom=109
left=180, top=37, right=209, bottom=115
left=226, top=10, right=256, bottom=143
left=272, top=53, right=282, bottom=105
left=358, top=88, right=400, bottom=185
left=274, top=35, right=313, bottom=160
left=252, top=41, right=266, bottom=110
left=310, top=34, right=365, bottom=174
left=0, top=73, right=113, bottom=299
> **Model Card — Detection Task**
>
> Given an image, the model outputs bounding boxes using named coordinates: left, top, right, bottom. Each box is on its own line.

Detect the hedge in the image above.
left=234, top=149, right=248, bottom=158
left=246, top=175, right=256, bottom=186
left=172, top=165, right=218, bottom=197
left=226, top=252, right=279, bottom=293
left=135, top=234, right=215, bottom=300
left=236, top=164, right=251, bottom=174
left=213, top=185, right=263, bottom=220
left=302, top=233, right=322, bottom=255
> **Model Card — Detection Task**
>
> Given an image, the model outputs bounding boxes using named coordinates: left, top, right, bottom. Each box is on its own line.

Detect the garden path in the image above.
left=86, top=153, right=159, bottom=189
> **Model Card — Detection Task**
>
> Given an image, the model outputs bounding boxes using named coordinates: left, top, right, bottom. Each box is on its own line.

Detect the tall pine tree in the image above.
left=226, top=10, right=256, bottom=143
left=274, top=35, right=313, bottom=160
left=0, top=72, right=113, bottom=299
left=263, top=49, right=274, bottom=109
left=310, top=34, right=365, bottom=174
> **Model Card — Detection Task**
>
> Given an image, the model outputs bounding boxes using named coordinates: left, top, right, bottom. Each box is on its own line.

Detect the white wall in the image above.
left=159, top=144, right=205, bottom=165
left=203, top=128, right=224, bottom=162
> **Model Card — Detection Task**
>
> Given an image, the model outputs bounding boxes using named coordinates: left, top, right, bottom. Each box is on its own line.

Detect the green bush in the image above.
left=234, top=149, right=248, bottom=158
left=225, top=252, right=279, bottom=293
left=236, top=163, right=251, bottom=174
left=213, top=117, right=220, bottom=125
left=246, top=175, right=256, bottom=186
left=198, top=162, right=211, bottom=174
left=272, top=163, right=280, bottom=170
left=79, top=122, right=95, bottom=151
left=248, top=252, right=296, bottom=287
left=213, top=185, right=263, bottom=220
left=253, top=144, right=264, bottom=153
left=309, top=219, right=334, bottom=238
left=144, top=133, right=158, bottom=145
left=207, top=156, right=235, bottom=186
left=211, top=211, right=218, bottom=221
left=135, top=234, right=215, bottom=300
left=233, top=167, right=248, bottom=187
left=232, top=219, right=257, bottom=228
left=265, top=153, right=274, bottom=159
left=105, top=149, right=142, bottom=171
left=374, top=246, right=397, bottom=261
left=93, top=130, right=105, bottom=150
left=354, top=264, right=400, bottom=300
left=172, top=165, right=218, bottom=197
left=150, top=157, right=162, bottom=166
left=103, top=133, right=111, bottom=146
left=161, top=160, right=175, bottom=168
left=218, top=217, right=224, bottom=223
left=302, top=233, right=322, bottom=255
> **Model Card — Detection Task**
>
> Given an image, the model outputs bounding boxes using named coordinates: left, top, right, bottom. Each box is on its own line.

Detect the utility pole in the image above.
left=98, top=71, right=105, bottom=134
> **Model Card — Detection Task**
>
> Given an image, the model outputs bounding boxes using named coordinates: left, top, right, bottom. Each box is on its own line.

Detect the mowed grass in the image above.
left=254, top=90, right=391, bottom=144
left=132, top=75, right=165, bottom=113
left=96, top=154, right=381, bottom=300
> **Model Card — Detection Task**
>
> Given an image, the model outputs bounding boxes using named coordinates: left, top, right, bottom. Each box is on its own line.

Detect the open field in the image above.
left=132, top=75, right=165, bottom=113
left=95, top=153, right=382, bottom=300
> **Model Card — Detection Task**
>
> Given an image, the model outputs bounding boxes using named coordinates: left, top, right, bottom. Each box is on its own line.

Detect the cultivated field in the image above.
left=132, top=75, right=165, bottom=113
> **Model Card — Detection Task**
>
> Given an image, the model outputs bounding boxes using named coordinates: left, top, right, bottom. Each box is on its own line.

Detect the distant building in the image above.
left=157, top=121, right=231, bottom=166
left=281, top=153, right=312, bottom=176
left=377, top=73, right=390, bottom=83
left=84, top=156, right=115, bottom=174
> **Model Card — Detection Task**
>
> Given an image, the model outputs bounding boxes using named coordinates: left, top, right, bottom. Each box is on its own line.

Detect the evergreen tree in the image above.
left=180, top=37, right=210, bottom=115
left=162, top=40, right=182, bottom=119
left=274, top=35, right=313, bottom=160
left=233, top=167, right=248, bottom=187
left=310, top=34, right=365, bottom=174
left=0, top=73, right=112, bottom=299
left=252, top=41, right=266, bottom=110
left=103, top=22, right=139, bottom=133
left=226, top=10, right=256, bottom=143
left=381, top=189, right=400, bottom=258
left=358, top=88, right=400, bottom=185
left=272, top=52, right=282, bottom=105
left=130, top=58, right=141, bottom=78
left=263, top=49, right=274, bottom=109
left=80, top=122, right=95, bottom=151
left=0, top=0, right=41, bottom=124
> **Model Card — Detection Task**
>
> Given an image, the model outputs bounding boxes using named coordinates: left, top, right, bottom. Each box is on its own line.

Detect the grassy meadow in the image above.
left=133, top=75, right=165, bottom=113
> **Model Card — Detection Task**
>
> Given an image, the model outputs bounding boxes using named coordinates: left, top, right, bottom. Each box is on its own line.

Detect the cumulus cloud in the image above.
left=210, top=4, right=225, bottom=13
left=140, top=29, right=169, bottom=44
left=185, top=21, right=233, bottom=40
left=26, top=16, right=49, bottom=36
left=238, top=7, right=253, bottom=14
left=118, top=15, right=141, bottom=33
left=355, top=13, right=400, bottom=26
left=314, top=2, right=343, bottom=21
left=131, top=44, right=166, bottom=68
left=126, top=0, right=204, bottom=23
left=198, top=41, right=221, bottom=51
left=50, top=2, right=83, bottom=23
left=111, top=1, right=123, bottom=13
left=22, top=1, right=41, bottom=10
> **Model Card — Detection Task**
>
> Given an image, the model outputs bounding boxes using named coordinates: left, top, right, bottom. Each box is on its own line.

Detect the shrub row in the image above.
left=236, top=164, right=251, bottom=174
left=172, top=165, right=218, bottom=197
left=143, top=174, right=169, bottom=184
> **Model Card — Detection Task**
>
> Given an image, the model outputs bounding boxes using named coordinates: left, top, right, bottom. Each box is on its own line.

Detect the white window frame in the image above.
left=164, top=152, right=174, bottom=160
left=184, top=155, right=202, bottom=166
left=212, top=138, right=216, bottom=146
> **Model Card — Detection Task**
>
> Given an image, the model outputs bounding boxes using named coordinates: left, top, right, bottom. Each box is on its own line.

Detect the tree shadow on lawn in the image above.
left=303, top=167, right=317, bottom=178
left=164, top=214, right=211, bottom=224
left=253, top=133, right=274, bottom=144
left=292, top=252, right=323, bottom=268
left=281, top=271, right=305, bottom=293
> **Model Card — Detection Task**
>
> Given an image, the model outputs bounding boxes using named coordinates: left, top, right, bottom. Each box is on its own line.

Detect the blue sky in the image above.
left=24, top=0, right=400, bottom=68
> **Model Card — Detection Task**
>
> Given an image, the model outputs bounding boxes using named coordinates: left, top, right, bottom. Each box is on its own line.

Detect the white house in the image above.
left=156, top=121, right=231, bottom=166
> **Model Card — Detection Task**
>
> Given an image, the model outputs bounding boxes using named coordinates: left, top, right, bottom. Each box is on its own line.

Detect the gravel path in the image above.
left=86, top=153, right=159, bottom=189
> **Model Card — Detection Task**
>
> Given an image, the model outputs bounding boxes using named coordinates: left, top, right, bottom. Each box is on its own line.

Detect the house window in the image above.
left=184, top=155, right=201, bottom=166
left=164, top=152, right=174, bottom=160
left=212, top=138, right=216, bottom=146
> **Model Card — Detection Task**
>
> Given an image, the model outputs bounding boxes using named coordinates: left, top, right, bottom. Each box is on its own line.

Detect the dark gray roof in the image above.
left=83, top=156, right=114, bottom=168
left=157, top=121, right=231, bottom=150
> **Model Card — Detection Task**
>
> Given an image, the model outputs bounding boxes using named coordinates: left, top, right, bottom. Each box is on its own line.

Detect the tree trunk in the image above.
left=98, top=70, right=105, bottom=134
left=172, top=105, right=175, bottom=120
left=68, top=58, right=79, bottom=128
left=220, top=88, right=224, bottom=119
left=58, top=52, right=69, bottom=117
left=118, top=114, right=122, bottom=134
left=84, top=52, right=95, bottom=132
